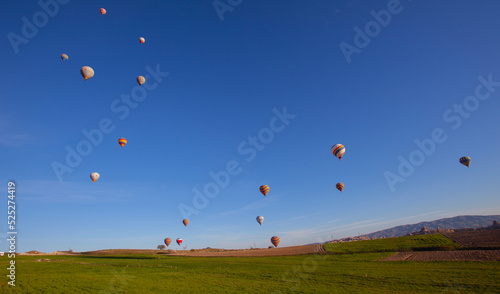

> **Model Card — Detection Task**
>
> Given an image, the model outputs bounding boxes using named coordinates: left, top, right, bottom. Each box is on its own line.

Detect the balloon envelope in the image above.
left=137, top=76, right=145, bottom=86
left=80, top=66, right=94, bottom=80
left=271, top=236, right=280, bottom=247
left=118, top=138, right=127, bottom=147
left=176, top=238, right=183, bottom=245
left=139, top=37, right=145, bottom=44
left=100, top=8, right=106, bottom=15
left=164, top=238, right=171, bottom=247
left=256, top=216, right=264, bottom=225
left=459, top=156, right=471, bottom=167
left=336, top=182, right=344, bottom=192
left=90, top=172, right=99, bottom=182
left=183, top=219, right=189, bottom=227
left=331, top=144, right=345, bottom=160
left=61, top=54, right=68, bottom=61
left=259, top=185, right=269, bottom=196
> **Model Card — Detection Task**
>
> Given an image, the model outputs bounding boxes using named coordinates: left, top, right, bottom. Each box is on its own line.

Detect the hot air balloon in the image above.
left=118, top=138, right=127, bottom=147
left=176, top=238, right=183, bottom=245
left=183, top=219, right=189, bottom=227
left=139, top=37, right=145, bottom=44
left=256, top=216, right=264, bottom=226
left=336, top=182, right=344, bottom=192
left=459, top=156, right=471, bottom=167
left=90, top=172, right=100, bottom=183
left=331, top=144, right=345, bottom=160
left=259, top=185, right=269, bottom=196
left=136, top=76, right=145, bottom=86
left=100, top=8, right=106, bottom=15
left=164, top=238, right=171, bottom=247
left=80, top=66, right=94, bottom=80
left=61, top=54, right=68, bottom=61
left=271, top=236, right=280, bottom=247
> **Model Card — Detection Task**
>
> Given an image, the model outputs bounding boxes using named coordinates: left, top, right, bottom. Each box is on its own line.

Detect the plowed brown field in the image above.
left=382, top=250, right=500, bottom=261
left=22, top=245, right=324, bottom=257
left=441, top=229, right=500, bottom=247
left=175, top=244, right=322, bottom=257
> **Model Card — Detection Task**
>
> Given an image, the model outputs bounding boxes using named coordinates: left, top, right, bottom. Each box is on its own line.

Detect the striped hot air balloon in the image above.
left=259, top=185, right=269, bottom=196
left=336, top=182, right=344, bottom=192
left=118, top=138, right=127, bottom=147
left=183, top=219, right=189, bottom=227
left=271, top=236, right=280, bottom=247
left=176, top=238, right=183, bottom=245
left=137, top=76, right=146, bottom=86
left=459, top=156, right=471, bottom=167
left=164, top=238, right=171, bottom=247
left=331, top=144, right=345, bottom=160
left=61, top=54, right=68, bottom=61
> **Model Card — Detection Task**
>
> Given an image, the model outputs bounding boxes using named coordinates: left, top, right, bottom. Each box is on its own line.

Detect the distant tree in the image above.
left=157, top=245, right=166, bottom=250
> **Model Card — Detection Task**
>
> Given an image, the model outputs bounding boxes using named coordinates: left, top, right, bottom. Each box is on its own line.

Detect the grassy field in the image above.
left=324, top=234, right=460, bottom=254
left=1, top=252, right=498, bottom=293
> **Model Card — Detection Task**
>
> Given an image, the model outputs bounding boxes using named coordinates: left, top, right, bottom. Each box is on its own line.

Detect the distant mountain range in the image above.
left=359, top=215, right=500, bottom=239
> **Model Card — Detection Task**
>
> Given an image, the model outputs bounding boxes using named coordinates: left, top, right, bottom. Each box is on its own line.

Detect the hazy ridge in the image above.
left=359, top=215, right=500, bottom=239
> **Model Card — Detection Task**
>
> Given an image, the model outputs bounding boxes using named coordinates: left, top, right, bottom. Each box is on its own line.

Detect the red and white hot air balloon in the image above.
left=80, top=66, right=94, bottom=80
left=90, top=172, right=100, bottom=183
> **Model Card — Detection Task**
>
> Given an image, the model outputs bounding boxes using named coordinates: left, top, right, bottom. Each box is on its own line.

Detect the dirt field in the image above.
left=174, top=244, right=321, bottom=257
left=441, top=229, right=500, bottom=247
left=381, top=250, right=500, bottom=261
left=20, top=245, right=323, bottom=257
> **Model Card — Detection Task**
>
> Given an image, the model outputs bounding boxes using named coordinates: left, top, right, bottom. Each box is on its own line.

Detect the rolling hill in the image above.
left=360, top=215, right=500, bottom=239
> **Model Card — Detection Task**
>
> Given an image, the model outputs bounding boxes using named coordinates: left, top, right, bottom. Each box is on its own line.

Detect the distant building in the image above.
left=490, top=220, right=500, bottom=229
left=329, top=236, right=371, bottom=243
left=420, top=226, right=429, bottom=233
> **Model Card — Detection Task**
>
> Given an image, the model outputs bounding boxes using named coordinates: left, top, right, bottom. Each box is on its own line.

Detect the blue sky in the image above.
left=1, top=0, right=499, bottom=253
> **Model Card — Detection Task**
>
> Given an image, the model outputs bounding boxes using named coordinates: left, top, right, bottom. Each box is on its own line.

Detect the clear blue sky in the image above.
left=1, top=0, right=499, bottom=253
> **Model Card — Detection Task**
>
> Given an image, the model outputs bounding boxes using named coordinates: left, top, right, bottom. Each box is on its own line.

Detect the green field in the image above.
left=1, top=252, right=498, bottom=293
left=324, top=234, right=460, bottom=254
